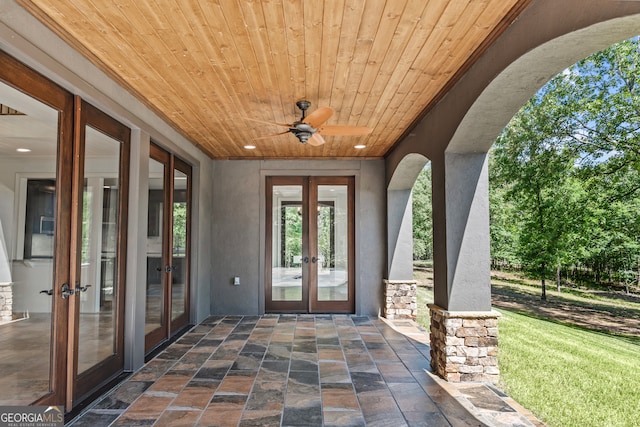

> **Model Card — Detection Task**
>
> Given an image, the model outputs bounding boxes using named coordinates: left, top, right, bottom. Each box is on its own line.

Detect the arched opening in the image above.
left=383, top=3, right=640, bottom=394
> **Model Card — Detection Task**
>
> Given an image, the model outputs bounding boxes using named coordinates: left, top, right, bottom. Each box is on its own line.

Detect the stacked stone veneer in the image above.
left=383, top=279, right=417, bottom=319
left=0, top=283, right=12, bottom=322
left=429, top=304, right=500, bottom=383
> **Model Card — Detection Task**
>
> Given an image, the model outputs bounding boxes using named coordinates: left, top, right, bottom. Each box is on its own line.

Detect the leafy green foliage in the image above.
left=489, top=37, right=640, bottom=294
left=412, top=166, right=432, bottom=260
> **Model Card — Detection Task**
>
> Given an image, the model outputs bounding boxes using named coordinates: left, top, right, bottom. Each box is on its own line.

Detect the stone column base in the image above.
left=429, top=304, right=501, bottom=383
left=0, top=283, right=13, bottom=323
left=383, top=279, right=417, bottom=319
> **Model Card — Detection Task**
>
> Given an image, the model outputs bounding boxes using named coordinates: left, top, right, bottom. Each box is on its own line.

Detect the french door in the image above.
left=266, top=176, right=354, bottom=313
left=145, top=143, right=192, bottom=353
left=0, top=50, right=129, bottom=411
left=69, top=99, right=130, bottom=407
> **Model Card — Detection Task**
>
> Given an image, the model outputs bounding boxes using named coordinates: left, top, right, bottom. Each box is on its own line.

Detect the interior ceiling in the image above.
left=17, top=0, right=531, bottom=159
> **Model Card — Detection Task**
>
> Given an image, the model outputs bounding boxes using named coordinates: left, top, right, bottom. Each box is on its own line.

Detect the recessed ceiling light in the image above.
left=16, top=148, right=31, bottom=153
left=354, top=145, right=366, bottom=149
left=244, top=145, right=256, bottom=150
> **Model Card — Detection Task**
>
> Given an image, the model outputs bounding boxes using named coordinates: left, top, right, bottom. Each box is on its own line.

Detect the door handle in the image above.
left=40, top=289, right=53, bottom=296
left=76, top=284, right=91, bottom=294
left=311, top=256, right=318, bottom=264
left=302, top=257, right=309, bottom=263
left=61, top=283, right=74, bottom=299
left=165, top=265, right=175, bottom=273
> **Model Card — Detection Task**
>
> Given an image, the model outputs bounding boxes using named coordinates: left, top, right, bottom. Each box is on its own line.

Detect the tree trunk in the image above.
left=556, top=263, right=561, bottom=292
left=541, top=262, right=547, bottom=301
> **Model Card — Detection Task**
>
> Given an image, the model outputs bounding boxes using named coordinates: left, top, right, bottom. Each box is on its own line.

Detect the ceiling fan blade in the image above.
left=303, top=106, right=334, bottom=128
left=253, top=131, right=290, bottom=140
left=308, top=133, right=325, bottom=146
left=318, top=125, right=372, bottom=136
left=244, top=117, right=292, bottom=128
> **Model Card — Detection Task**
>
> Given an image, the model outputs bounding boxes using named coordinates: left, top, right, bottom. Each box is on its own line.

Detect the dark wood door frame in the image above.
left=145, top=143, right=192, bottom=353
left=265, top=176, right=355, bottom=314
left=69, top=98, right=130, bottom=408
left=0, top=49, right=74, bottom=407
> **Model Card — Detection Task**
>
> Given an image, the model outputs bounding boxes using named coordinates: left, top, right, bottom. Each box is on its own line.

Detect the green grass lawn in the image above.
left=415, top=277, right=640, bottom=427
left=498, top=309, right=640, bottom=427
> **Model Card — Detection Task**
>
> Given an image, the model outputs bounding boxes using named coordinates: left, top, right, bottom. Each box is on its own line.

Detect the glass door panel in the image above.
left=316, top=185, right=349, bottom=302
left=71, top=100, right=129, bottom=405
left=0, top=82, right=60, bottom=405
left=76, top=127, right=122, bottom=375
left=145, top=154, right=168, bottom=350
left=170, top=159, right=191, bottom=330
left=272, top=186, right=304, bottom=301
left=266, top=176, right=353, bottom=313
left=146, top=144, right=191, bottom=353
left=266, top=178, right=308, bottom=312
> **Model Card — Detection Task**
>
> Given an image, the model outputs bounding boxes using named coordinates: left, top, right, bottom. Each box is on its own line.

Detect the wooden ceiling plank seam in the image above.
left=317, top=0, right=345, bottom=110
left=260, top=1, right=309, bottom=157
left=239, top=0, right=291, bottom=157
left=368, top=0, right=478, bottom=146
left=282, top=0, right=307, bottom=108
left=335, top=0, right=387, bottom=128
left=18, top=1, right=217, bottom=157
left=128, top=0, right=229, bottom=155
left=260, top=0, right=295, bottom=125
left=70, top=0, right=218, bottom=152
left=148, top=1, right=243, bottom=157
left=138, top=2, right=221, bottom=142
left=345, top=0, right=408, bottom=154
left=367, top=0, right=470, bottom=137
left=218, top=1, right=278, bottom=128
left=216, top=0, right=280, bottom=155
left=302, top=0, right=324, bottom=111
left=190, top=0, right=270, bottom=156
left=238, top=0, right=288, bottom=156
left=18, top=0, right=531, bottom=159
left=383, top=0, right=532, bottom=156
left=356, top=0, right=431, bottom=130
left=318, top=0, right=347, bottom=158
left=361, top=0, right=447, bottom=132
left=175, top=8, right=251, bottom=155
left=327, top=0, right=366, bottom=122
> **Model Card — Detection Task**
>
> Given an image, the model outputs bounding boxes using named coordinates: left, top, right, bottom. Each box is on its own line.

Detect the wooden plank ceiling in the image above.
left=18, top=0, right=530, bottom=159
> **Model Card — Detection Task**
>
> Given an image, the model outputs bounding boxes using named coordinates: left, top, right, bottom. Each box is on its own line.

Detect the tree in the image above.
left=493, top=91, right=586, bottom=300
left=490, top=37, right=640, bottom=296
left=412, top=166, right=433, bottom=261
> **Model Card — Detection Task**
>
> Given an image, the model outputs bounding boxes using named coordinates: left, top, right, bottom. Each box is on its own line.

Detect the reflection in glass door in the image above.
left=310, top=178, right=354, bottom=312
left=266, top=178, right=307, bottom=311
left=0, top=51, right=74, bottom=406
left=266, top=177, right=354, bottom=313
left=71, top=100, right=130, bottom=404
left=145, top=144, right=191, bottom=353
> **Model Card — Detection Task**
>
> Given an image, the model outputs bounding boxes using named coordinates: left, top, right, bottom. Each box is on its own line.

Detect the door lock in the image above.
left=61, top=283, right=74, bottom=299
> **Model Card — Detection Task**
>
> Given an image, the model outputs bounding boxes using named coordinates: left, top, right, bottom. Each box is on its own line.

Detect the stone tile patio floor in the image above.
left=69, top=315, right=543, bottom=427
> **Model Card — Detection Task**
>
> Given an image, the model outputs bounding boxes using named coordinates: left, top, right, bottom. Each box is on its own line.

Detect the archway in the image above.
left=384, top=2, right=640, bottom=384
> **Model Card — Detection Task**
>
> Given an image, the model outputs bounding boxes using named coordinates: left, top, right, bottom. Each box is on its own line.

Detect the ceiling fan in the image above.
left=246, top=100, right=372, bottom=146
